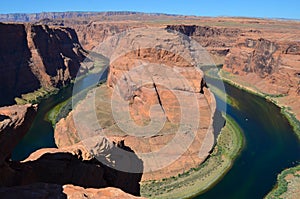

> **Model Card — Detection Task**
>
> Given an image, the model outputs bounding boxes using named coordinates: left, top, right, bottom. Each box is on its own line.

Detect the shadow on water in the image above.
left=9, top=65, right=300, bottom=198
left=12, top=69, right=108, bottom=161
left=195, top=80, right=300, bottom=199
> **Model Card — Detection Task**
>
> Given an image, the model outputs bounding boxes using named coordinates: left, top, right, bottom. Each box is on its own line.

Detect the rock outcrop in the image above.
left=223, top=36, right=300, bottom=120
left=0, top=104, right=37, bottom=164
left=0, top=22, right=86, bottom=106
left=55, top=28, right=217, bottom=181
left=4, top=143, right=142, bottom=196
left=0, top=104, right=142, bottom=197
left=166, top=25, right=241, bottom=64
left=73, top=22, right=131, bottom=50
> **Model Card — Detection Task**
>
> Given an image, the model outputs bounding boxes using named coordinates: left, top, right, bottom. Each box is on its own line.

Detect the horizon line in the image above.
left=0, top=10, right=299, bottom=21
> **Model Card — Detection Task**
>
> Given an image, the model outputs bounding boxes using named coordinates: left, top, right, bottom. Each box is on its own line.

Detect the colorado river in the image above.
left=197, top=82, right=300, bottom=198
left=11, top=72, right=300, bottom=199
left=12, top=71, right=104, bottom=160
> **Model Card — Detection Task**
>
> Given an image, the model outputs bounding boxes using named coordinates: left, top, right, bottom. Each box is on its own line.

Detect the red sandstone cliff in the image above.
left=223, top=35, right=300, bottom=120
left=0, top=104, right=37, bottom=165
left=0, top=23, right=86, bottom=106
left=0, top=105, right=142, bottom=197
left=54, top=28, right=217, bottom=181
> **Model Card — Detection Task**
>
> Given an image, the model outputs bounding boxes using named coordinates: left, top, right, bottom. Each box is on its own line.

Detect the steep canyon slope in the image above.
left=0, top=22, right=86, bottom=106
left=55, top=27, right=217, bottom=181
left=0, top=104, right=143, bottom=198
left=1, top=14, right=300, bottom=198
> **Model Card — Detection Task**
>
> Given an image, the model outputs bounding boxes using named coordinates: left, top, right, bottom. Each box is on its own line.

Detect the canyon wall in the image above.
left=0, top=104, right=37, bottom=165
left=0, top=104, right=142, bottom=197
left=223, top=35, right=300, bottom=120
left=0, top=23, right=86, bottom=106
left=166, top=23, right=300, bottom=121
left=73, top=24, right=241, bottom=64
left=73, top=22, right=131, bottom=50
left=55, top=28, right=217, bottom=181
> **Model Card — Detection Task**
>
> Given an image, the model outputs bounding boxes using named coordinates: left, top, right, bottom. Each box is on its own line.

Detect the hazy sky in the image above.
left=1, top=0, right=299, bottom=19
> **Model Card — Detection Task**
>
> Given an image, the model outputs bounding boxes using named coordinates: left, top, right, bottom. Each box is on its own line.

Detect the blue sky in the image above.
left=1, top=0, right=299, bottom=19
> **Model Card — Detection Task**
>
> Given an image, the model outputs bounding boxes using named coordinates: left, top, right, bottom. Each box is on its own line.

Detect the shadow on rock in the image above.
left=1, top=140, right=143, bottom=197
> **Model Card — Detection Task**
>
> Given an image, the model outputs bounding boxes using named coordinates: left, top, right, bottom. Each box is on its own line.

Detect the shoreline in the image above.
left=218, top=69, right=300, bottom=198
left=140, top=114, right=245, bottom=199
left=219, top=69, right=300, bottom=140
left=265, top=165, right=300, bottom=199
left=15, top=86, right=59, bottom=105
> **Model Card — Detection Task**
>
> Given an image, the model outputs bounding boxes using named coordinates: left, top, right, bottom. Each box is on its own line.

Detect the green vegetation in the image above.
left=281, top=107, right=300, bottom=140
left=140, top=114, right=244, bottom=199
left=15, top=87, right=58, bottom=105
left=217, top=68, right=300, bottom=198
left=265, top=165, right=300, bottom=199
left=219, top=69, right=300, bottom=140
left=47, top=81, right=105, bottom=127
left=220, top=70, right=288, bottom=98
left=47, top=99, right=70, bottom=126
left=208, top=84, right=240, bottom=109
left=46, top=51, right=108, bottom=126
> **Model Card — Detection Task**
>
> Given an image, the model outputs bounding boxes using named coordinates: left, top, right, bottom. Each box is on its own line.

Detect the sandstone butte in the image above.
left=0, top=14, right=300, bottom=198
left=55, top=27, right=217, bottom=181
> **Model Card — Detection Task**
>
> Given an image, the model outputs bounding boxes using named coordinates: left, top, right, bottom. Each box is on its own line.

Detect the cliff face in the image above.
left=166, top=25, right=241, bottom=64
left=0, top=104, right=37, bottom=164
left=73, top=22, right=131, bottom=50
left=55, top=28, right=217, bottom=181
left=223, top=35, right=300, bottom=120
left=0, top=105, right=142, bottom=197
left=223, top=36, right=300, bottom=94
left=0, top=23, right=40, bottom=105
left=0, top=23, right=86, bottom=106
left=225, top=38, right=280, bottom=77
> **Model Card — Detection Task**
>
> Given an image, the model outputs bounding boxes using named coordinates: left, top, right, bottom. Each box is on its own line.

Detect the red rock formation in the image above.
left=1, top=136, right=142, bottom=196
left=166, top=25, right=241, bottom=64
left=0, top=104, right=37, bottom=164
left=0, top=104, right=142, bottom=197
left=0, top=22, right=86, bottom=106
left=73, top=22, right=131, bottom=50
left=223, top=35, right=300, bottom=120
left=55, top=28, right=217, bottom=181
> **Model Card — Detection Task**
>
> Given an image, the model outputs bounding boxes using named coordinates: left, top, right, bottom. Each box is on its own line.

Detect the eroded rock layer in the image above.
left=0, top=104, right=37, bottom=164
left=223, top=35, right=300, bottom=120
left=0, top=105, right=142, bottom=196
left=0, top=23, right=86, bottom=105
left=55, top=28, right=217, bottom=181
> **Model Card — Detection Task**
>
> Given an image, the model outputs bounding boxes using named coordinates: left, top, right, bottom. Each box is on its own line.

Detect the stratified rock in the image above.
left=166, top=25, right=241, bottom=64
left=0, top=136, right=142, bottom=196
left=0, top=22, right=86, bottom=106
left=73, top=22, right=130, bottom=50
left=223, top=36, right=300, bottom=120
left=0, top=103, right=141, bottom=195
left=0, top=104, right=37, bottom=164
left=55, top=28, right=217, bottom=181
left=225, top=38, right=280, bottom=77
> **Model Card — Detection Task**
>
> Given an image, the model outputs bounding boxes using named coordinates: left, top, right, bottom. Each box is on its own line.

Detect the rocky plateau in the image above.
left=0, top=13, right=300, bottom=198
